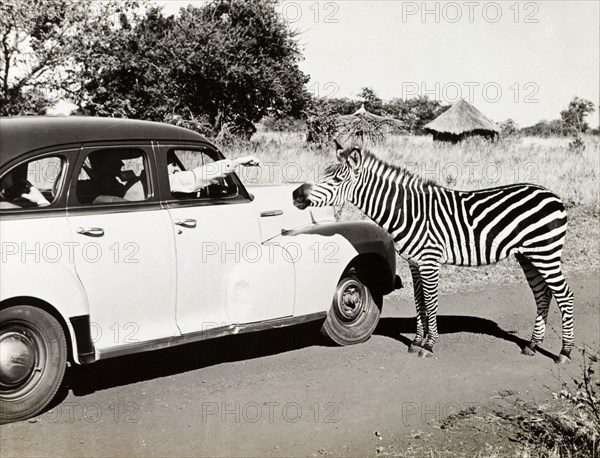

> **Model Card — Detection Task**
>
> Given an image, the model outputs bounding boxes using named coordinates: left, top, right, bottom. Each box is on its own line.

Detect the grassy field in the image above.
left=223, top=131, right=600, bottom=295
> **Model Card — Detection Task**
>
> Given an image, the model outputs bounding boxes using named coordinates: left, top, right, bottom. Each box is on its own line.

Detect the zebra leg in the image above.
left=418, top=263, right=441, bottom=359
left=515, top=253, right=552, bottom=356
left=525, top=254, right=575, bottom=364
left=408, top=263, right=427, bottom=354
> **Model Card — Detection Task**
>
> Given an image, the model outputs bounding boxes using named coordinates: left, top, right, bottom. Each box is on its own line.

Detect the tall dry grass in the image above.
left=224, top=132, right=600, bottom=210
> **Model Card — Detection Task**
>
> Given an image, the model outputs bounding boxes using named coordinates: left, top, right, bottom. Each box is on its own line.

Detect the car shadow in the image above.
left=57, top=320, right=325, bottom=401
left=47, top=314, right=555, bottom=412
left=375, top=315, right=556, bottom=360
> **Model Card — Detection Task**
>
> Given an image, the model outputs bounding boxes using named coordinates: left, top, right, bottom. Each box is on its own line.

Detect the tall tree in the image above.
left=560, top=96, right=596, bottom=134
left=78, top=0, right=310, bottom=136
left=0, top=0, right=138, bottom=115
left=76, top=6, right=175, bottom=120
left=357, top=87, right=384, bottom=115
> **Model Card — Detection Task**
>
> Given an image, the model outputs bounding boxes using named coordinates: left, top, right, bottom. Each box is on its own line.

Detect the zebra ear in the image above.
left=347, top=147, right=362, bottom=172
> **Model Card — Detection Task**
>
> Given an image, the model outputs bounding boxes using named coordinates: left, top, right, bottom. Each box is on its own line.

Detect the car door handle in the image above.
left=260, top=210, right=283, bottom=217
left=76, top=227, right=104, bottom=237
left=174, top=218, right=197, bottom=228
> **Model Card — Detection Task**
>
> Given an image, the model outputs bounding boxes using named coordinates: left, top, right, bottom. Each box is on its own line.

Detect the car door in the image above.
left=66, top=144, right=179, bottom=351
left=156, top=143, right=295, bottom=333
left=0, top=150, right=75, bottom=304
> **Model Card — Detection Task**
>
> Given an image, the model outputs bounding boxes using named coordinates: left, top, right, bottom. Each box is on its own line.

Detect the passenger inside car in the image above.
left=0, top=165, right=51, bottom=209
left=77, top=151, right=146, bottom=204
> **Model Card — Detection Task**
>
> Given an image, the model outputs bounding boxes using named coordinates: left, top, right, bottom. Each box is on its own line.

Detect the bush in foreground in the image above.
left=499, top=349, right=600, bottom=457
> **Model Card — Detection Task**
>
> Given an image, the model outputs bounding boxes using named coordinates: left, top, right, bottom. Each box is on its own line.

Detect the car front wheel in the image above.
left=321, top=270, right=381, bottom=345
left=0, top=305, right=67, bottom=424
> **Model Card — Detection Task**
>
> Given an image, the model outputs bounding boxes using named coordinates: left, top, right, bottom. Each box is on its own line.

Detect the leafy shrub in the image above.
left=499, top=119, right=520, bottom=138
left=261, top=116, right=306, bottom=133
left=568, top=136, right=586, bottom=152
left=506, top=349, right=599, bottom=457
left=305, top=99, right=338, bottom=148
left=163, top=112, right=213, bottom=138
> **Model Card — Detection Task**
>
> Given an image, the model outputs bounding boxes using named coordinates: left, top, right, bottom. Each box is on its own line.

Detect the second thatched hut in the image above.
left=424, top=99, right=499, bottom=143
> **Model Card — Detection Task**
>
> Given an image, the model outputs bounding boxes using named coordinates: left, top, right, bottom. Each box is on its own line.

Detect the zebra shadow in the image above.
left=375, top=315, right=556, bottom=360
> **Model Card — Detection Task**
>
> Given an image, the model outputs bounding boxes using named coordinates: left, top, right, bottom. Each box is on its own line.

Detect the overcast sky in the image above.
left=155, top=0, right=598, bottom=128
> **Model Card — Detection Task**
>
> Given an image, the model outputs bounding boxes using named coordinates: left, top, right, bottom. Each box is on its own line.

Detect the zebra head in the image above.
left=293, top=140, right=363, bottom=209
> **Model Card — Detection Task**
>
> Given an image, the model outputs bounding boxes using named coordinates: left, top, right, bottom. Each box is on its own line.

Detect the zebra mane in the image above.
left=323, top=163, right=342, bottom=176
left=360, top=149, right=439, bottom=186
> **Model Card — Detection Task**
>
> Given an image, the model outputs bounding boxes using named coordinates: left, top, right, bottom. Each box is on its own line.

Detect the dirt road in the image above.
left=2, top=272, right=598, bottom=457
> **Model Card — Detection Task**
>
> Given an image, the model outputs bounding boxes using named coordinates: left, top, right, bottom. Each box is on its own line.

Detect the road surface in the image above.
left=2, top=271, right=598, bottom=457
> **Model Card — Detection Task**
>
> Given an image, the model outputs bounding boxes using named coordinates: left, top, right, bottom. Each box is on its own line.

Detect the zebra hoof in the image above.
left=408, top=339, right=423, bottom=354
left=521, top=345, right=536, bottom=356
left=555, top=354, right=571, bottom=365
left=418, top=348, right=433, bottom=359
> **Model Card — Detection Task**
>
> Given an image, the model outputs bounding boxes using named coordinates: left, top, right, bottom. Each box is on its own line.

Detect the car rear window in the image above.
left=0, top=155, right=65, bottom=210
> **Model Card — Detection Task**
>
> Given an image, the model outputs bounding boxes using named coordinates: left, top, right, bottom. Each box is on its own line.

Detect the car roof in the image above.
left=0, top=116, right=211, bottom=166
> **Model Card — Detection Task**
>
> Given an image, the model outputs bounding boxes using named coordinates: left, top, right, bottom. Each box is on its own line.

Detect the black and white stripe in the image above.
left=296, top=145, right=574, bottom=362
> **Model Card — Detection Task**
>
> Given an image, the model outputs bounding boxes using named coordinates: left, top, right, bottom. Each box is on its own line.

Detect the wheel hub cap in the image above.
left=338, top=283, right=365, bottom=320
left=0, top=332, right=36, bottom=387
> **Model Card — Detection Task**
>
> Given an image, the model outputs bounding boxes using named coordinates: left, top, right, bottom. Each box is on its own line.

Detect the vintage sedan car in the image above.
left=0, top=116, right=400, bottom=423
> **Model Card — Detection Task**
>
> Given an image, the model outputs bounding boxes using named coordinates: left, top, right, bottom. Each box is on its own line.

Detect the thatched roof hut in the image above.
left=424, top=99, right=499, bottom=143
left=337, top=104, right=404, bottom=143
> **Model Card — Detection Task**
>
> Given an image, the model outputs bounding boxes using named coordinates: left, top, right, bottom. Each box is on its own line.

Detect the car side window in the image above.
left=75, top=149, right=149, bottom=205
left=0, top=155, right=65, bottom=210
left=167, top=148, right=240, bottom=200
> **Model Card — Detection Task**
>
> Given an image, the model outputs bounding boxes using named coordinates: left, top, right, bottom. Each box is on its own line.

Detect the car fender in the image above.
left=271, top=221, right=400, bottom=317
left=0, top=261, right=92, bottom=364
left=266, top=232, right=358, bottom=317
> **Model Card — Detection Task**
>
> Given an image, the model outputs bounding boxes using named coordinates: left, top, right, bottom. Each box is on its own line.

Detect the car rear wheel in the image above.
left=0, top=306, right=67, bottom=424
left=321, top=270, right=381, bottom=345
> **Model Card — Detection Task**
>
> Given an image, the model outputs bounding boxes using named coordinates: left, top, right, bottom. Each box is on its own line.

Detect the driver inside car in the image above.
left=0, top=166, right=51, bottom=209
left=167, top=151, right=260, bottom=194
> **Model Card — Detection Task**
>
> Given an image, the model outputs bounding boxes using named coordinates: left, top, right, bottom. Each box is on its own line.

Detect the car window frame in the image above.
left=153, top=141, right=252, bottom=208
left=0, top=148, right=76, bottom=216
left=67, top=142, right=160, bottom=212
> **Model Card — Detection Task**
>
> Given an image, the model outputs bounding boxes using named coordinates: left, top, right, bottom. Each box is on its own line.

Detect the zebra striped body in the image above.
left=294, top=145, right=574, bottom=362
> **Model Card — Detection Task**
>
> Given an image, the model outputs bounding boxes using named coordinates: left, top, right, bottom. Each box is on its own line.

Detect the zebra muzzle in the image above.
left=292, top=183, right=312, bottom=209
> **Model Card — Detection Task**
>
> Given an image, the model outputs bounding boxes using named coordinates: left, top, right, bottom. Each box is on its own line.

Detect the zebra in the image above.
left=293, top=141, right=574, bottom=364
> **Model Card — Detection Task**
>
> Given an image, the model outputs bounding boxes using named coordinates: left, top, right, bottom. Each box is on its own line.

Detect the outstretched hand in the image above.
left=234, top=155, right=260, bottom=167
